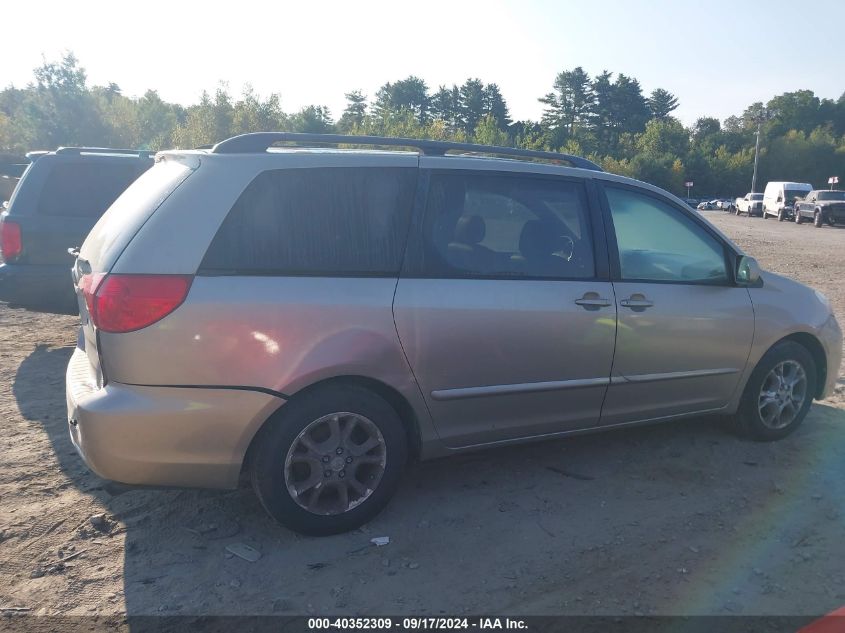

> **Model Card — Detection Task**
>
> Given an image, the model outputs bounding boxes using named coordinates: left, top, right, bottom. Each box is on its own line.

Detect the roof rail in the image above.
left=55, top=147, right=156, bottom=158
left=210, top=132, right=603, bottom=171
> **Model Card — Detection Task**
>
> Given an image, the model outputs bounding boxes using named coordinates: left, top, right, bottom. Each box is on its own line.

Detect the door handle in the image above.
left=575, top=293, right=612, bottom=309
left=620, top=294, right=654, bottom=309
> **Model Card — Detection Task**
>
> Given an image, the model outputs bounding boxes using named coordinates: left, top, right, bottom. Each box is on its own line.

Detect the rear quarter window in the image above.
left=37, top=161, right=147, bottom=217
left=200, top=167, right=418, bottom=276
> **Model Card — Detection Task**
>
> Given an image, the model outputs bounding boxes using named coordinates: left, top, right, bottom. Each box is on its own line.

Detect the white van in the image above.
left=762, top=181, right=812, bottom=221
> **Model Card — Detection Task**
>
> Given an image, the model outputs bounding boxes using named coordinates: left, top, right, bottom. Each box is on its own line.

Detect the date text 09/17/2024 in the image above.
left=307, top=617, right=528, bottom=630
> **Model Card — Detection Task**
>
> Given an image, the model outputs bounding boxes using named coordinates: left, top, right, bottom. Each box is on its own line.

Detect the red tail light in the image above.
left=79, top=273, right=192, bottom=333
left=0, top=218, right=22, bottom=261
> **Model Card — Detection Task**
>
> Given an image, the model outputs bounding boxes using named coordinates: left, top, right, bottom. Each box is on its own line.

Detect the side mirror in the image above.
left=777, top=195, right=783, bottom=202
left=736, top=256, right=761, bottom=285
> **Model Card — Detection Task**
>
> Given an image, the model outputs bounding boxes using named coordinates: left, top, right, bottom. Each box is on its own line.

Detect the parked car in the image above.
left=716, top=199, right=735, bottom=211
left=66, top=132, right=842, bottom=536
left=0, top=147, right=153, bottom=313
left=697, top=199, right=732, bottom=211
left=683, top=198, right=698, bottom=208
left=793, top=190, right=845, bottom=227
left=735, top=192, right=764, bottom=216
left=762, top=181, right=813, bottom=221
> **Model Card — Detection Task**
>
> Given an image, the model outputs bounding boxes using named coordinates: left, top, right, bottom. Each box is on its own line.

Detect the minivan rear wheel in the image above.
left=250, top=385, right=408, bottom=535
left=731, top=341, right=816, bottom=441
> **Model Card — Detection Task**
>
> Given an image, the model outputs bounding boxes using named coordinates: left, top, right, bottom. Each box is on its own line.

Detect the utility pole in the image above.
left=751, top=118, right=762, bottom=194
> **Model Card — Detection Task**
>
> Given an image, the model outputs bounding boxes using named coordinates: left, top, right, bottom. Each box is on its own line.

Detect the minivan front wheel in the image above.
left=732, top=341, right=816, bottom=441
left=250, top=385, right=408, bottom=535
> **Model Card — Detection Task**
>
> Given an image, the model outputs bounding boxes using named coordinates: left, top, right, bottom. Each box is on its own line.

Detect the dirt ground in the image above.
left=0, top=211, right=844, bottom=619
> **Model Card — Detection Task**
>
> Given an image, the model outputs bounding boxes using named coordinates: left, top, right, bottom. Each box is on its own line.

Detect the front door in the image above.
left=394, top=168, right=616, bottom=448
left=599, top=184, right=754, bottom=425
left=602, top=186, right=754, bottom=425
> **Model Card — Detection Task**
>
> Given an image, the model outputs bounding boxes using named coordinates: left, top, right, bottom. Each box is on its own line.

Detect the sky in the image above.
left=2, top=0, right=843, bottom=126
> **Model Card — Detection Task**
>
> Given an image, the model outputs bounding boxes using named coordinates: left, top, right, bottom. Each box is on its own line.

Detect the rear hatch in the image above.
left=3, top=156, right=151, bottom=265
left=72, top=156, right=196, bottom=383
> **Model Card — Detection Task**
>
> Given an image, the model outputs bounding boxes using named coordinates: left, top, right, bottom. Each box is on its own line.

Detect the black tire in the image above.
left=730, top=341, right=816, bottom=441
left=250, top=385, right=408, bottom=536
left=795, top=210, right=803, bottom=224
left=778, top=208, right=785, bottom=222
left=762, top=209, right=768, bottom=219
left=814, top=211, right=823, bottom=228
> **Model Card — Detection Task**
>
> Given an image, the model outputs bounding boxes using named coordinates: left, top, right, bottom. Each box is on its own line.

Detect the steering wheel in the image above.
left=554, top=235, right=576, bottom=261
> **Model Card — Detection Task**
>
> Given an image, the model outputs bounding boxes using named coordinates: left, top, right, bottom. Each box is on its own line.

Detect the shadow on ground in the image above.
left=12, top=343, right=845, bottom=619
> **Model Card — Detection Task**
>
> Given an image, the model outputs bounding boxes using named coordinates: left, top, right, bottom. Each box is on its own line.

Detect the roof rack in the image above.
left=210, top=132, right=603, bottom=171
left=55, top=147, right=156, bottom=158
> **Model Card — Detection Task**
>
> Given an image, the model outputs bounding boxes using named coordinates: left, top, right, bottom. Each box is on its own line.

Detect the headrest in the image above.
left=519, top=220, right=556, bottom=257
left=454, top=215, right=486, bottom=245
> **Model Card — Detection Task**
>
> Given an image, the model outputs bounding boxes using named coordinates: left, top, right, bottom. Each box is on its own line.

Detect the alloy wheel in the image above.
left=758, top=361, right=807, bottom=430
left=284, top=412, right=387, bottom=515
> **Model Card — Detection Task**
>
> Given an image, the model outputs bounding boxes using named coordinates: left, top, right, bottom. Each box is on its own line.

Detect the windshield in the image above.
left=818, top=191, right=845, bottom=201
left=784, top=188, right=810, bottom=202
left=750, top=193, right=763, bottom=200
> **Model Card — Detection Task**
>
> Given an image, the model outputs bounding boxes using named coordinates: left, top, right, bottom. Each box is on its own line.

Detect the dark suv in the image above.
left=0, top=147, right=153, bottom=313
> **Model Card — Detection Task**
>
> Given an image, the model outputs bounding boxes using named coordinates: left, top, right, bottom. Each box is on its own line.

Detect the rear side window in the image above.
left=37, top=162, right=145, bottom=217
left=201, top=167, right=417, bottom=275
left=419, top=171, right=595, bottom=279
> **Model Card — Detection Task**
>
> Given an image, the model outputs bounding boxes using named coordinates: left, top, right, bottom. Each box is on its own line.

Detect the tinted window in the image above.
left=201, top=167, right=417, bottom=275
left=605, top=186, right=728, bottom=283
left=37, top=162, right=144, bottom=217
left=420, top=172, right=595, bottom=279
left=818, top=191, right=845, bottom=201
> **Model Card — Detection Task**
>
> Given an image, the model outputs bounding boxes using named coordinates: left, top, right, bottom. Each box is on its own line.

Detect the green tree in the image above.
left=647, top=88, right=679, bottom=119
left=590, top=70, right=616, bottom=153
left=338, top=90, right=367, bottom=132
left=430, top=85, right=460, bottom=131
left=231, top=85, right=286, bottom=136
left=766, top=90, right=821, bottom=136
left=473, top=114, right=508, bottom=146
left=611, top=74, right=650, bottom=137
left=539, top=66, right=594, bottom=146
left=636, top=118, right=689, bottom=156
left=458, top=78, right=487, bottom=136
left=372, top=76, right=430, bottom=124
left=26, top=52, right=107, bottom=148
left=483, top=83, right=511, bottom=130
left=289, top=105, right=334, bottom=133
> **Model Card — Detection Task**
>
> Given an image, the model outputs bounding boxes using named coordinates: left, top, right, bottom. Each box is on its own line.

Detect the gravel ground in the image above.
left=0, top=211, right=843, bottom=619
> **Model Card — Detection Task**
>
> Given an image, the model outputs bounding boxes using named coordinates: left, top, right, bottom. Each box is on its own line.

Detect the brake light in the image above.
left=0, top=218, right=22, bottom=261
left=81, top=273, right=192, bottom=333
left=78, top=272, right=106, bottom=318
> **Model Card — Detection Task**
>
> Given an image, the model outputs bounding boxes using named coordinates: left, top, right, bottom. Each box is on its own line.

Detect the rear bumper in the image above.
left=65, top=346, right=284, bottom=489
left=0, top=262, right=77, bottom=312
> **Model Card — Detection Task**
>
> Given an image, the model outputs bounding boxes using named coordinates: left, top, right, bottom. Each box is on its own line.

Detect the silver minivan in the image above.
left=66, top=133, right=842, bottom=535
